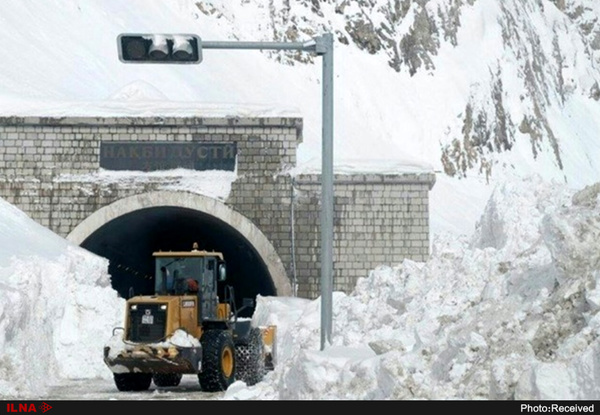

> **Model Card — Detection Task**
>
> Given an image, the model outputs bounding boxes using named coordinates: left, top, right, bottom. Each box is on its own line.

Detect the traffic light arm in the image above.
left=201, top=39, right=321, bottom=53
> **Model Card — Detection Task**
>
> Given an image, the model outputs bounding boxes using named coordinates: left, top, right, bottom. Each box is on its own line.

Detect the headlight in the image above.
left=130, top=304, right=138, bottom=311
left=160, top=304, right=167, bottom=310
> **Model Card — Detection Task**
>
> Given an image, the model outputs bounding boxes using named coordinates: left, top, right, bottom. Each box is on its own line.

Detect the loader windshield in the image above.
left=155, top=256, right=202, bottom=295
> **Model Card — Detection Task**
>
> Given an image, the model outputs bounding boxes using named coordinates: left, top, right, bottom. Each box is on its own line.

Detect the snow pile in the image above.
left=232, top=174, right=600, bottom=400
left=105, top=328, right=201, bottom=362
left=57, top=169, right=238, bottom=201
left=0, top=198, right=123, bottom=398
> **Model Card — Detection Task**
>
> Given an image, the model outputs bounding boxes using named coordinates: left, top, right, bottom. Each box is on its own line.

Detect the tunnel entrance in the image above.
left=80, top=206, right=275, bottom=317
left=67, top=190, right=292, bottom=314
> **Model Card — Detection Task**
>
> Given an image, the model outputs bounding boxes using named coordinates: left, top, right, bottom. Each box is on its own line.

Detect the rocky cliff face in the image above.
left=195, top=0, right=600, bottom=181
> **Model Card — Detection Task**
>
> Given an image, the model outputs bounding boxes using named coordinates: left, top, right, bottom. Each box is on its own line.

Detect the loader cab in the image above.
left=153, top=243, right=227, bottom=322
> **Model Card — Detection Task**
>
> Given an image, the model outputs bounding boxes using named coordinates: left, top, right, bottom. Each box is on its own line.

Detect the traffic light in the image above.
left=117, top=34, right=202, bottom=64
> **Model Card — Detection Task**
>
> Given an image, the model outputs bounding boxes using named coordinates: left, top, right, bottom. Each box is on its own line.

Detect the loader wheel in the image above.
left=198, top=330, right=235, bottom=392
left=113, top=373, right=152, bottom=391
left=235, top=327, right=265, bottom=386
left=153, top=373, right=183, bottom=387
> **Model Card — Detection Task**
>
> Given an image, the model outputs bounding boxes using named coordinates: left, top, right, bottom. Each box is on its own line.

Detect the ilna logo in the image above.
left=6, top=403, right=52, bottom=413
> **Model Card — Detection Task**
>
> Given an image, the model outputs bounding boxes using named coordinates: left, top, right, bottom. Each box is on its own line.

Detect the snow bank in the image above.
left=0, top=199, right=123, bottom=398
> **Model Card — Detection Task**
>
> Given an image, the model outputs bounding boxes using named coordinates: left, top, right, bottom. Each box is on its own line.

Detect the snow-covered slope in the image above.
left=0, top=0, right=599, bottom=233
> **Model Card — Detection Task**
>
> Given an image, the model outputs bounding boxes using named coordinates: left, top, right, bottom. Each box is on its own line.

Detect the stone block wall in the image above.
left=290, top=173, right=435, bottom=298
left=0, top=116, right=435, bottom=299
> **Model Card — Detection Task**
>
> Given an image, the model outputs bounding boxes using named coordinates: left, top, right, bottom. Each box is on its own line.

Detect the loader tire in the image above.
left=153, top=373, right=183, bottom=387
left=235, top=327, right=265, bottom=386
left=113, top=373, right=152, bottom=391
left=198, top=330, right=235, bottom=392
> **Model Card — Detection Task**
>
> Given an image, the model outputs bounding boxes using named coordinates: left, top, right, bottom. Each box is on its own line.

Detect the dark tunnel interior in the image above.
left=80, top=206, right=276, bottom=318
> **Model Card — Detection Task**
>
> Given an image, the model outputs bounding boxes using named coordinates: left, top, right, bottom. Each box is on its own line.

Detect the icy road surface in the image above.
left=43, top=376, right=225, bottom=400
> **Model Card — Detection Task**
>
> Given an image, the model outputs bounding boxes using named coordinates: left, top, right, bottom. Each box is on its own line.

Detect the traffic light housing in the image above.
left=118, top=34, right=202, bottom=64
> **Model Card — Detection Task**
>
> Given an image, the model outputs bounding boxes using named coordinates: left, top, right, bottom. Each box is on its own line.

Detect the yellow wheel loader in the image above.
left=103, top=243, right=277, bottom=392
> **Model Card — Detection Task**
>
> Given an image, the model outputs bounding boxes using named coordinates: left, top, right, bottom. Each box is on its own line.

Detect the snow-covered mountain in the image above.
left=230, top=0, right=600, bottom=182
left=0, top=0, right=599, bottom=235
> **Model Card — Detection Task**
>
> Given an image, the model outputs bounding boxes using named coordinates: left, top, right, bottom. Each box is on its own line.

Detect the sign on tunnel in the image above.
left=100, top=141, right=237, bottom=172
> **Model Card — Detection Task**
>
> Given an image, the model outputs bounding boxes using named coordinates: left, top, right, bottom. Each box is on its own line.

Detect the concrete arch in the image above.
left=67, top=190, right=291, bottom=296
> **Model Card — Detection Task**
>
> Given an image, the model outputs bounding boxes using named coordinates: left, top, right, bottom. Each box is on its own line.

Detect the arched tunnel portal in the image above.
left=67, top=191, right=291, bottom=317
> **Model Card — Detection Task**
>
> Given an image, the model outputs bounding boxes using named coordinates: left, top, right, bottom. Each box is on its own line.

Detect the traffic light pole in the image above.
left=202, top=34, right=334, bottom=350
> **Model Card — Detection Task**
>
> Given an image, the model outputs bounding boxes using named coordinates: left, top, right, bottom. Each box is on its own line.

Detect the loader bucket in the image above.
left=104, top=344, right=202, bottom=374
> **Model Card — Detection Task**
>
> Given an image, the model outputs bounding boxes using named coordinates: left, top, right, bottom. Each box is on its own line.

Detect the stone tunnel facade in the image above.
left=0, top=115, right=435, bottom=299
